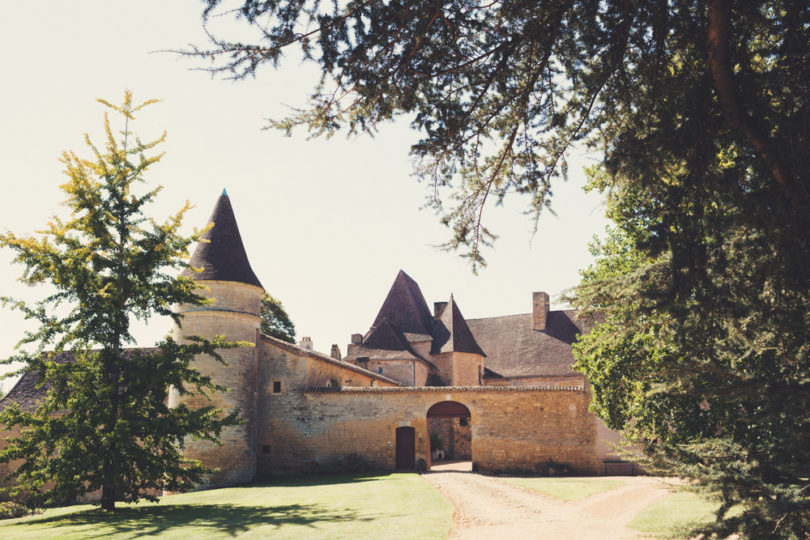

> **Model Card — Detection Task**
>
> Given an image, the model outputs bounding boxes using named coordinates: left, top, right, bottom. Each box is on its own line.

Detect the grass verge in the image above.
left=498, top=477, right=625, bottom=501
left=627, top=490, right=720, bottom=539
left=0, top=472, right=452, bottom=539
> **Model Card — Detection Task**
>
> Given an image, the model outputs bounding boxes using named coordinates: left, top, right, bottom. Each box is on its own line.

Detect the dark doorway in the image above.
left=395, top=426, right=415, bottom=470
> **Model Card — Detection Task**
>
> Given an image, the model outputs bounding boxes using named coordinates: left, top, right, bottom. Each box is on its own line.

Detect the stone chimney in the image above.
left=299, top=336, right=313, bottom=351
left=330, top=344, right=342, bottom=360
left=533, top=291, right=550, bottom=331
left=351, top=333, right=363, bottom=345
left=433, top=301, right=448, bottom=318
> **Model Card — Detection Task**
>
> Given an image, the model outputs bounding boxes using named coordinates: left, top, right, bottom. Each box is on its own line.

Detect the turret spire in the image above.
left=182, top=191, right=263, bottom=288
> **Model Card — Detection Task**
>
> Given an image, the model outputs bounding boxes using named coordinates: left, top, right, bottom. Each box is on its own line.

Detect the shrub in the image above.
left=0, top=501, right=29, bottom=520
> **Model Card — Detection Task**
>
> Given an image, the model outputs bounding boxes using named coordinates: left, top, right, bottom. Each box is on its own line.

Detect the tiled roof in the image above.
left=0, top=367, right=48, bottom=413
left=0, top=349, right=158, bottom=413
left=181, top=191, right=263, bottom=289
left=364, top=319, right=414, bottom=350
left=431, top=296, right=486, bottom=356
left=467, top=310, right=585, bottom=377
left=369, top=270, right=434, bottom=336
left=347, top=319, right=435, bottom=368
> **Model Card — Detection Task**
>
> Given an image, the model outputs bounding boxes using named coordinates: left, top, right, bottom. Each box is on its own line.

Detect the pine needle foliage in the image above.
left=570, top=167, right=810, bottom=539
left=184, top=1, right=809, bottom=271
left=0, top=92, right=240, bottom=511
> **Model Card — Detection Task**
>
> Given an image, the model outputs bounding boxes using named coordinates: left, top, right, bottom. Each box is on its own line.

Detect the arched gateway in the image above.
left=427, top=401, right=471, bottom=419
left=427, top=401, right=472, bottom=469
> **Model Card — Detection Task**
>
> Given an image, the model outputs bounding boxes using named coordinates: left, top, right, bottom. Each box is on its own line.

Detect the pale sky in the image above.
left=0, top=2, right=608, bottom=391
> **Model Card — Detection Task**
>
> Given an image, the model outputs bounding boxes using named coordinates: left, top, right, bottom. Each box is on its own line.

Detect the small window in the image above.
left=377, top=367, right=384, bottom=374
left=262, top=445, right=271, bottom=454
left=273, top=381, right=281, bottom=393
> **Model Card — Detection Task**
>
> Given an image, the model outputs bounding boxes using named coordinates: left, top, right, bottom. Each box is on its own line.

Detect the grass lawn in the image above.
left=627, top=490, right=720, bottom=539
left=498, top=476, right=626, bottom=501
left=0, top=472, right=452, bottom=539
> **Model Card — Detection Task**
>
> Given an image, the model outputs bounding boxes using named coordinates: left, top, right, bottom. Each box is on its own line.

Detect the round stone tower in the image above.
left=169, top=189, right=263, bottom=487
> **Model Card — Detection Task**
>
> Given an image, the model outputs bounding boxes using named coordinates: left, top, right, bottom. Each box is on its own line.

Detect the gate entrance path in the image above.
left=421, top=471, right=672, bottom=539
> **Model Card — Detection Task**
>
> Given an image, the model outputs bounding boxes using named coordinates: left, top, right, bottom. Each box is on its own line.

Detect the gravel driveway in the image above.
left=422, top=464, right=673, bottom=540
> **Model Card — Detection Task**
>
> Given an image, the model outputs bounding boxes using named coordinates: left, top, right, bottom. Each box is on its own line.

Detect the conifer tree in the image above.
left=570, top=168, right=810, bottom=538
left=0, top=93, right=240, bottom=511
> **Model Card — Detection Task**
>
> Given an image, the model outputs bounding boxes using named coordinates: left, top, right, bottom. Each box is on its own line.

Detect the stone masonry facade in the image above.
left=0, top=191, right=625, bottom=493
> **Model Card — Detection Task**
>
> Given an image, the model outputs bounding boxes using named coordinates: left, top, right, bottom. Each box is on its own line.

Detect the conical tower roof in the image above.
left=181, top=190, right=263, bottom=289
left=370, top=270, right=434, bottom=336
left=431, top=295, right=486, bottom=356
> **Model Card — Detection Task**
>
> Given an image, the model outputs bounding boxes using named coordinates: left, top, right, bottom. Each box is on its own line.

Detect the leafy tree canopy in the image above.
left=187, top=0, right=808, bottom=267
left=570, top=165, right=810, bottom=538
left=0, top=93, right=240, bottom=511
left=260, top=293, right=296, bottom=343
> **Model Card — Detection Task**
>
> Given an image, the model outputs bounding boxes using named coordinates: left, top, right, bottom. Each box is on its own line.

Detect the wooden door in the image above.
left=395, top=427, right=415, bottom=470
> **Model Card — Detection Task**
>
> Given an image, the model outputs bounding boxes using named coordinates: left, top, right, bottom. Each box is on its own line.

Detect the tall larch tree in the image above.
left=0, top=93, right=240, bottom=511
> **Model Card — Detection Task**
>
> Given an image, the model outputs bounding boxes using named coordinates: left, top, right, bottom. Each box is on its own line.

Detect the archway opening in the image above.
left=426, top=401, right=472, bottom=471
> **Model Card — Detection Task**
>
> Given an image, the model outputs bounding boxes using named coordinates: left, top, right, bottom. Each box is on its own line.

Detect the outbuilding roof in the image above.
left=347, top=319, right=436, bottom=368
left=467, top=310, right=585, bottom=377
left=0, top=349, right=159, bottom=413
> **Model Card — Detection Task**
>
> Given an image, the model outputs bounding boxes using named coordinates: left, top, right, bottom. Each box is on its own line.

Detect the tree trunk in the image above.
left=706, top=0, right=793, bottom=197
left=101, top=483, right=115, bottom=511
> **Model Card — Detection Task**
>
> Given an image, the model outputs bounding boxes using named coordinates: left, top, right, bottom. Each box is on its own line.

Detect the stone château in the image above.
left=1, top=191, right=627, bottom=489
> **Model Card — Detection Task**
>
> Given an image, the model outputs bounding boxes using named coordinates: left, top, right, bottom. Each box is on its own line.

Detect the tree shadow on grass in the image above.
left=18, top=503, right=374, bottom=538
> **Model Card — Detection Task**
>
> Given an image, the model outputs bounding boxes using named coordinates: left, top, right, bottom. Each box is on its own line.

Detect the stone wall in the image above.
left=169, top=279, right=263, bottom=488
left=361, top=357, right=431, bottom=386
left=256, top=336, right=400, bottom=476
left=451, top=352, right=484, bottom=386
left=254, top=349, right=600, bottom=478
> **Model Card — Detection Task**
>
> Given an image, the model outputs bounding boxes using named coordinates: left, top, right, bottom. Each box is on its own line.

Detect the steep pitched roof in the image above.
left=467, top=310, right=585, bottom=377
left=369, top=270, right=434, bottom=336
left=364, top=319, right=414, bottom=351
left=348, top=319, right=435, bottom=367
left=181, top=190, right=263, bottom=289
left=431, top=296, right=486, bottom=356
